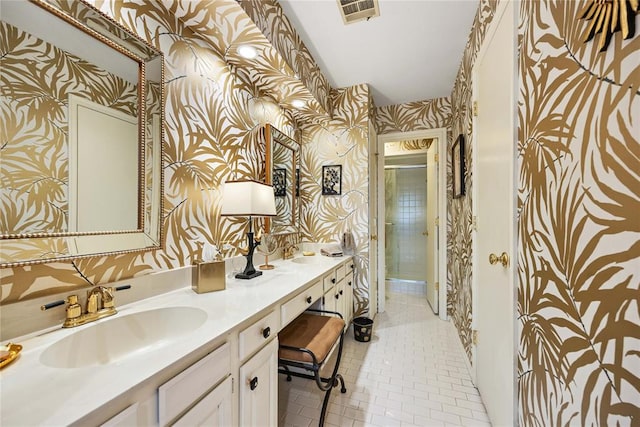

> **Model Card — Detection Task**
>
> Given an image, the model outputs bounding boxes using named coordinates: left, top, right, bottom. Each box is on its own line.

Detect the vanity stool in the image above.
left=278, top=309, right=347, bottom=426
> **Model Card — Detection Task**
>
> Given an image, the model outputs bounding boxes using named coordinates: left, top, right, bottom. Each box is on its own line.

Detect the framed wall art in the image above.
left=322, top=165, right=342, bottom=196
left=452, top=134, right=465, bottom=198
left=273, top=168, right=286, bottom=197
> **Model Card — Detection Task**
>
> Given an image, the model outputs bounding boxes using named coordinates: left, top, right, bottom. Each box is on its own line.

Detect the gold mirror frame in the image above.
left=263, top=124, right=300, bottom=235
left=0, top=0, right=164, bottom=267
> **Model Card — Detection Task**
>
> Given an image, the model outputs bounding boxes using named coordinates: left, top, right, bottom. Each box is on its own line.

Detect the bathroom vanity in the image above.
left=0, top=255, right=354, bottom=426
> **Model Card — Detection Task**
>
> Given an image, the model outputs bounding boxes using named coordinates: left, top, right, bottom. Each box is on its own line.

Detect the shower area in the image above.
left=384, top=165, right=428, bottom=295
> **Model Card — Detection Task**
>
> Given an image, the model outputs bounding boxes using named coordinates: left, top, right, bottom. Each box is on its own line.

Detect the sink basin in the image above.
left=40, top=307, right=207, bottom=368
left=290, top=256, right=323, bottom=265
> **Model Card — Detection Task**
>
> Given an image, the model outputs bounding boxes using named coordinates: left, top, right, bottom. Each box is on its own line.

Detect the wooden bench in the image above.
left=278, top=309, right=347, bottom=426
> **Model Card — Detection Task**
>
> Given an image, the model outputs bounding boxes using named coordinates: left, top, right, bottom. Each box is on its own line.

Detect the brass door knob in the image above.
left=489, top=252, right=509, bottom=267
left=422, top=231, right=428, bottom=236
left=370, top=234, right=378, bottom=241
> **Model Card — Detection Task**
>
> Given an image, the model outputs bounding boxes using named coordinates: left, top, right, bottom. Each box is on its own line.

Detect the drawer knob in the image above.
left=262, top=327, right=271, bottom=339
left=306, top=296, right=312, bottom=304
left=335, top=293, right=339, bottom=300
left=348, top=281, right=352, bottom=287
left=339, top=290, right=344, bottom=295
left=250, top=376, right=259, bottom=391
left=331, top=278, right=336, bottom=284
left=350, top=264, right=354, bottom=269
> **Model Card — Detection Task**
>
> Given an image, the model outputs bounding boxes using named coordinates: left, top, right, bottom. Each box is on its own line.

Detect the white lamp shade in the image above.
left=220, top=180, right=277, bottom=217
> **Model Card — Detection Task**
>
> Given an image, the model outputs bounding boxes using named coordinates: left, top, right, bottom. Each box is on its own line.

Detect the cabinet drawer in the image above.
left=239, top=309, right=279, bottom=361
left=323, top=272, right=336, bottom=291
left=281, top=280, right=323, bottom=327
left=158, top=342, right=230, bottom=426
left=336, top=263, right=346, bottom=282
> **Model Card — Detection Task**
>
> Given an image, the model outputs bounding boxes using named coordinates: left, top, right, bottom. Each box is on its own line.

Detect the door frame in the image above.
left=376, top=128, right=448, bottom=319
left=470, top=0, right=518, bottom=420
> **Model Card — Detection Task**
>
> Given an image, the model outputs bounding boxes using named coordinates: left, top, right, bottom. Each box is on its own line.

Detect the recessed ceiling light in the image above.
left=292, top=99, right=305, bottom=109
left=238, top=45, right=257, bottom=59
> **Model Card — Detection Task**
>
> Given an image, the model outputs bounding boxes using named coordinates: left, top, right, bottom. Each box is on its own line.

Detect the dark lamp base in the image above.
left=235, top=270, right=262, bottom=280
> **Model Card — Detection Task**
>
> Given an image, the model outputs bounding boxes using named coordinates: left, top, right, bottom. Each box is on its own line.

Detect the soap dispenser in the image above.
left=341, top=229, right=355, bottom=255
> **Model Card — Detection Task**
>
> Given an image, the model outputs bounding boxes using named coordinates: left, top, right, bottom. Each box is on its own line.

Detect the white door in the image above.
left=473, top=1, right=517, bottom=426
left=368, top=123, right=379, bottom=315
left=426, top=141, right=439, bottom=313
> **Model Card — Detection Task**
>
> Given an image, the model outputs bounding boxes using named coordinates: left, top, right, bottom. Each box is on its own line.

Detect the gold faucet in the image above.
left=282, top=242, right=299, bottom=260
left=62, top=286, right=117, bottom=328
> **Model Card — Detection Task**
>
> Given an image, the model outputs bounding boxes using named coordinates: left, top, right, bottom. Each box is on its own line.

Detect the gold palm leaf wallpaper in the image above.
left=517, top=1, right=639, bottom=425
left=299, top=83, right=371, bottom=316
left=1, top=0, right=638, bottom=424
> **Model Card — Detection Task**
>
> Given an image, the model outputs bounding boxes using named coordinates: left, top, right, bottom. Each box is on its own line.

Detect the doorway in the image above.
left=375, top=128, right=447, bottom=319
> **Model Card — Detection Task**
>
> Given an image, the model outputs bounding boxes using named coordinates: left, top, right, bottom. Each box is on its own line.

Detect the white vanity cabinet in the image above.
left=1, top=257, right=354, bottom=427
left=172, top=377, right=233, bottom=426
left=320, top=260, right=352, bottom=325
left=158, top=342, right=232, bottom=426
left=100, top=404, right=140, bottom=427
left=345, top=260, right=355, bottom=324
left=239, top=338, right=279, bottom=426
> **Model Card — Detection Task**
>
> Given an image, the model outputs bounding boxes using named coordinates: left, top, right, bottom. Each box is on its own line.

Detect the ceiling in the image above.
left=278, top=0, right=479, bottom=107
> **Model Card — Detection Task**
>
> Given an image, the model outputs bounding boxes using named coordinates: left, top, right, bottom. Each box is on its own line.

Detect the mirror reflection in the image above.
left=263, top=124, right=299, bottom=235
left=0, top=0, right=164, bottom=267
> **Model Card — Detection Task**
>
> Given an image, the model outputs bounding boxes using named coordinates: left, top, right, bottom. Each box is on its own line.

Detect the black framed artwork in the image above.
left=322, top=165, right=342, bottom=196
left=273, top=168, right=286, bottom=197
left=452, top=134, right=465, bottom=198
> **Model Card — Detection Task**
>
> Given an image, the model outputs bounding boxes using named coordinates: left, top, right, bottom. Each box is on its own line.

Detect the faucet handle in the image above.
left=65, top=295, right=82, bottom=320
left=86, top=290, right=99, bottom=314
left=102, top=287, right=115, bottom=309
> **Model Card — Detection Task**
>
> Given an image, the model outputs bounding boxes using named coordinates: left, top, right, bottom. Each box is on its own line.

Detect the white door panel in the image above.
left=426, top=142, right=438, bottom=313
left=473, top=0, right=517, bottom=425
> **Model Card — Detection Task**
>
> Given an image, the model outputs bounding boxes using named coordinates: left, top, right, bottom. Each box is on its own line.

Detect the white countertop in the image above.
left=0, top=254, right=348, bottom=426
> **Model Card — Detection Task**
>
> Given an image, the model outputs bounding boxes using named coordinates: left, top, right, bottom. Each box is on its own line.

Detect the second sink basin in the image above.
left=40, top=306, right=207, bottom=369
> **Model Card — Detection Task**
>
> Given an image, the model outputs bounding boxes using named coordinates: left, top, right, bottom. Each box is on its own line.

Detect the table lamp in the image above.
left=221, top=180, right=276, bottom=279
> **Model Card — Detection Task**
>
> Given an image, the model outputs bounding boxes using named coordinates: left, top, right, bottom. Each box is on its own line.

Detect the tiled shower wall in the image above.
left=385, top=167, right=428, bottom=282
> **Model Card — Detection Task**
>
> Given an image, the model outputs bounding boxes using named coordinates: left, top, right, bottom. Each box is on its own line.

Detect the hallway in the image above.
left=278, top=287, right=491, bottom=426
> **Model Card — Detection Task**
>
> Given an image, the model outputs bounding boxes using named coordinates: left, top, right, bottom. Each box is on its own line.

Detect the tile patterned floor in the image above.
left=278, top=284, right=491, bottom=426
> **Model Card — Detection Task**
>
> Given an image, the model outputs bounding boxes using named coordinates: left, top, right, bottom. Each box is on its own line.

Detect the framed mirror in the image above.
left=0, top=0, right=164, bottom=267
left=263, top=124, right=300, bottom=235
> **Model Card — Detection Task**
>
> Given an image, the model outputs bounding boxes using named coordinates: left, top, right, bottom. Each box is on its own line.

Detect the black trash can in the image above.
left=352, top=317, right=373, bottom=342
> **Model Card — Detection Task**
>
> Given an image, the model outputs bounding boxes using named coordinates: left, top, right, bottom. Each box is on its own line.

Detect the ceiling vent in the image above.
left=337, top=0, right=380, bottom=25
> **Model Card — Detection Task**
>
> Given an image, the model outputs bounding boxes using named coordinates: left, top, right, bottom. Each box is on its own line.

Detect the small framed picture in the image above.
left=273, top=168, right=286, bottom=197
left=452, top=134, right=465, bottom=198
left=322, top=165, right=342, bottom=196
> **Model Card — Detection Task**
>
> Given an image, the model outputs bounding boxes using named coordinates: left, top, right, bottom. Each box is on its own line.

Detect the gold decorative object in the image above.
left=0, top=343, right=23, bottom=369
left=257, top=233, right=278, bottom=270
left=581, top=0, right=639, bottom=52
left=192, top=260, right=226, bottom=293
